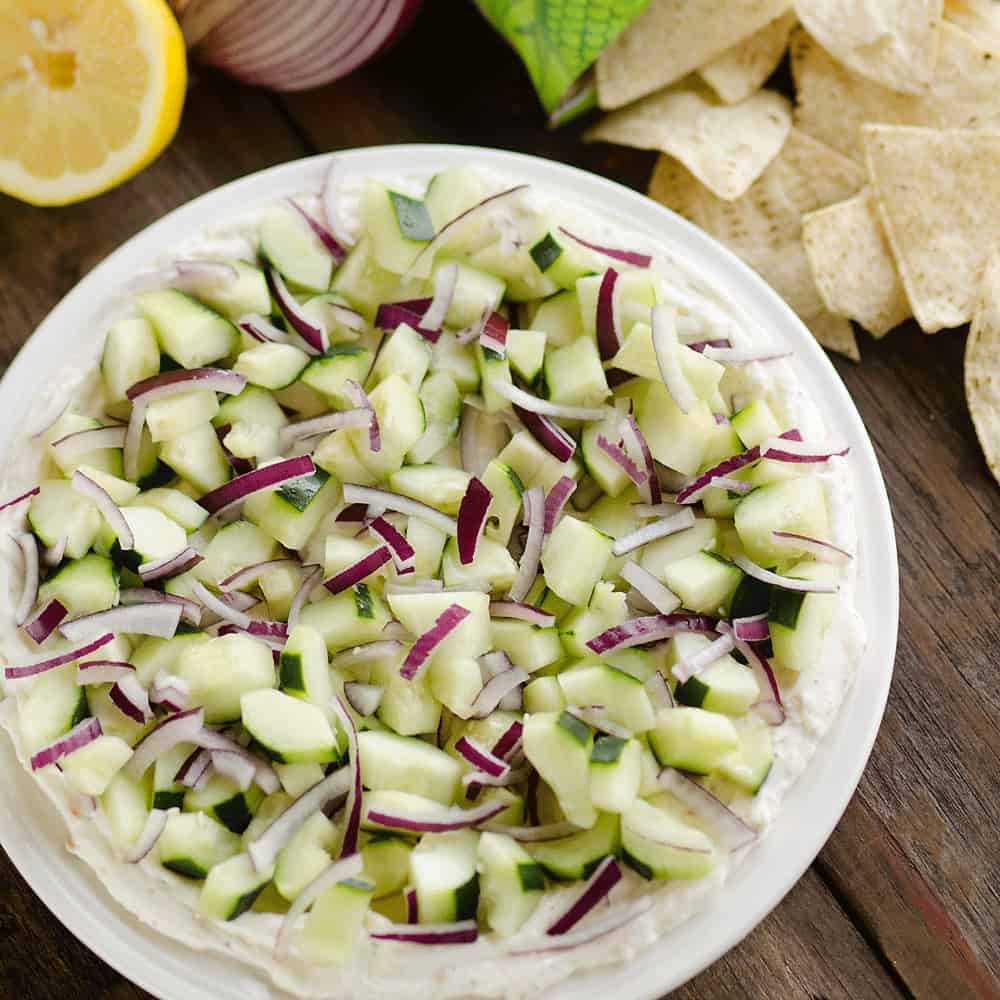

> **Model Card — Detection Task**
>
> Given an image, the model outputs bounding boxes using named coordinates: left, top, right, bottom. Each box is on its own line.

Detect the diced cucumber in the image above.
left=662, top=551, right=743, bottom=616
left=145, top=389, right=220, bottom=443
left=731, top=398, right=782, bottom=449
left=719, top=720, right=775, bottom=793
left=241, top=688, right=341, bottom=765
left=240, top=791, right=292, bottom=845
left=648, top=707, right=739, bottom=775
left=131, top=632, right=210, bottom=687
left=358, top=730, right=460, bottom=804
left=476, top=343, right=512, bottom=414
left=361, top=833, right=415, bottom=898
left=273, top=763, right=324, bottom=799
left=361, top=182, right=435, bottom=278
left=101, top=316, right=160, bottom=404
left=558, top=581, right=627, bottom=659
left=196, top=520, right=278, bottom=587
left=640, top=517, right=719, bottom=579
left=60, top=734, right=132, bottom=796
left=101, top=770, right=151, bottom=852
left=734, top=477, right=829, bottom=566
left=300, top=876, right=374, bottom=965
left=215, top=385, right=289, bottom=431
left=611, top=323, right=724, bottom=402
left=541, top=515, right=612, bottom=606
left=175, top=633, right=275, bottom=724
left=523, top=711, right=595, bottom=828
left=192, top=259, right=271, bottom=319
left=468, top=233, right=558, bottom=302
left=370, top=653, right=441, bottom=736
left=117, top=506, right=188, bottom=569
left=259, top=202, right=333, bottom=292
left=389, top=464, right=470, bottom=515
left=490, top=619, right=562, bottom=673
left=330, top=236, right=407, bottom=322
left=580, top=414, right=633, bottom=497
left=387, top=591, right=491, bottom=665
left=159, top=810, right=241, bottom=879
left=45, top=413, right=123, bottom=478
left=432, top=331, right=480, bottom=393
left=410, top=829, right=479, bottom=923
left=524, top=676, right=566, bottom=714
left=544, top=336, right=609, bottom=409
left=132, top=488, right=208, bottom=533
left=324, top=535, right=388, bottom=584
left=506, top=329, right=546, bottom=383
left=38, top=554, right=118, bottom=617
left=244, top=466, right=338, bottom=551
left=370, top=322, right=432, bottom=390
left=672, top=646, right=759, bottom=718
left=258, top=561, right=302, bottom=620
left=441, top=536, right=518, bottom=593
left=158, top=423, right=230, bottom=493
left=635, top=382, right=717, bottom=476
left=768, top=561, right=841, bottom=672
left=314, top=427, right=377, bottom=485
left=621, top=798, right=716, bottom=880
left=529, top=229, right=599, bottom=290
left=28, top=480, right=102, bottom=559
left=152, top=741, right=195, bottom=810
left=559, top=664, right=655, bottom=733
left=528, top=811, right=620, bottom=881
left=299, top=585, right=391, bottom=653
left=532, top=290, right=583, bottom=346
left=404, top=518, right=447, bottom=578
left=198, top=853, right=273, bottom=921
left=480, top=460, right=523, bottom=547
left=478, top=831, right=545, bottom=936
left=278, top=624, right=332, bottom=708
left=497, top=431, right=581, bottom=493
left=234, top=342, right=310, bottom=390
left=350, top=374, right=425, bottom=479
left=185, top=774, right=264, bottom=836
left=424, top=166, right=487, bottom=233
left=429, top=655, right=484, bottom=720
left=589, top=736, right=641, bottom=814
left=408, top=372, right=461, bottom=464
left=135, top=289, right=237, bottom=369
left=274, top=812, right=338, bottom=901
left=17, top=665, right=88, bottom=756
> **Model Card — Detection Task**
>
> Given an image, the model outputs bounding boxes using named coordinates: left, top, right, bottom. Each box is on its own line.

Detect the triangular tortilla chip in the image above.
left=863, top=124, right=1000, bottom=331
left=791, top=23, right=1000, bottom=162
left=944, top=0, right=1000, bottom=47
left=585, top=81, right=791, bottom=200
left=648, top=129, right=864, bottom=360
left=965, top=251, right=1000, bottom=483
left=596, top=0, right=793, bottom=109
left=700, top=11, right=799, bottom=104
left=793, top=0, right=944, bottom=94
left=802, top=188, right=911, bottom=337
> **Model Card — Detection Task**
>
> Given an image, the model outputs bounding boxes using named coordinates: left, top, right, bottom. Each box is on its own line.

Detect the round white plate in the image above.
left=0, top=146, right=898, bottom=1000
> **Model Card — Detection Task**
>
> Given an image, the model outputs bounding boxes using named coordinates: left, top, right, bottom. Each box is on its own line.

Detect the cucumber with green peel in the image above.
left=671, top=634, right=760, bottom=716
left=158, top=423, right=231, bottom=493
left=477, top=786, right=525, bottom=826
left=274, top=812, right=338, bottom=901
left=768, top=561, right=841, bottom=672
left=152, top=741, right=196, bottom=810
left=131, top=487, right=208, bottom=532
left=38, top=554, right=118, bottom=617
left=490, top=619, right=563, bottom=673
left=558, top=581, right=627, bottom=659
left=241, top=688, right=342, bottom=765
left=274, top=762, right=325, bottom=799
left=431, top=332, right=480, bottom=393
left=409, top=829, right=480, bottom=923
left=198, top=853, right=273, bottom=921
left=731, top=398, right=782, bottom=449
left=441, top=536, right=518, bottom=593
left=639, top=516, right=719, bottom=580
left=59, top=734, right=132, bottom=796
left=529, top=228, right=599, bottom=290
left=234, top=342, right=311, bottom=390
left=159, top=810, right=241, bottom=878
left=522, top=711, right=595, bottom=829
left=733, top=477, right=829, bottom=566
left=531, top=289, right=583, bottom=347
left=635, top=382, right=717, bottom=477
left=648, top=707, right=740, bottom=775
left=259, top=202, right=333, bottom=293
left=589, top=736, right=641, bottom=814
left=144, top=389, right=220, bottom=442
left=300, top=877, right=375, bottom=965
left=386, top=591, right=491, bottom=666
left=349, top=374, right=425, bottom=480
left=214, top=385, right=289, bottom=431
left=360, top=182, right=435, bottom=278
left=558, top=664, right=655, bottom=734
left=191, top=259, right=271, bottom=319
left=506, top=329, right=546, bottom=383
left=478, top=831, right=545, bottom=935
left=244, top=466, right=338, bottom=551
left=278, top=625, right=332, bottom=708
left=527, top=580, right=573, bottom=621
left=361, top=833, right=415, bottom=898
left=528, top=811, right=620, bottom=881
left=497, top=431, right=581, bottom=493
left=131, top=631, right=210, bottom=687
left=45, top=413, right=123, bottom=478
left=135, top=289, right=237, bottom=369
left=541, top=515, right=612, bottom=606
left=101, top=770, right=151, bottom=852
left=299, top=585, right=391, bottom=653
left=621, top=798, right=716, bottom=881
left=662, top=551, right=744, bottom=616
left=28, top=480, right=102, bottom=559
left=185, top=774, right=265, bottom=836
left=313, top=427, right=377, bottom=485
left=481, top=460, right=524, bottom=547
left=408, top=373, right=461, bottom=464
left=580, top=415, right=634, bottom=497
left=369, top=323, right=431, bottom=389
left=115, top=506, right=188, bottom=571
left=358, top=730, right=461, bottom=804
left=196, top=520, right=279, bottom=588
left=240, top=791, right=293, bottom=845
left=468, top=234, right=559, bottom=302
left=389, top=464, right=471, bottom=515
left=88, top=682, right=153, bottom=746
left=101, top=316, right=160, bottom=405
left=544, top=336, right=609, bottom=409
left=370, top=654, right=441, bottom=736
left=476, top=343, right=513, bottom=414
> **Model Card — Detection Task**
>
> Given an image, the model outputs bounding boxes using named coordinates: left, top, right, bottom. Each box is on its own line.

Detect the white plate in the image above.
left=0, top=146, right=897, bottom=1000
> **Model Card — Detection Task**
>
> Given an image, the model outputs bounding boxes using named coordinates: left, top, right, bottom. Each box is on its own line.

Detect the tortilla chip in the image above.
left=791, top=23, right=1000, bottom=162
left=802, top=188, right=911, bottom=337
left=944, top=0, right=1000, bottom=47
left=700, top=11, right=799, bottom=104
left=793, top=0, right=944, bottom=94
left=965, top=251, right=1000, bottom=483
left=648, top=129, right=864, bottom=359
left=585, top=81, right=791, bottom=200
left=596, top=0, right=793, bottom=109
left=863, top=124, right=1000, bottom=332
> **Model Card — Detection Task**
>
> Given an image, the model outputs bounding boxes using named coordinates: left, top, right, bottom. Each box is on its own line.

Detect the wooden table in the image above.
left=2, top=4, right=998, bottom=998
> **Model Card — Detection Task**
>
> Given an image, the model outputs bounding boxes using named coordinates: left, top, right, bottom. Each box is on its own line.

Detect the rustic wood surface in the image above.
left=2, top=3, right=999, bottom=998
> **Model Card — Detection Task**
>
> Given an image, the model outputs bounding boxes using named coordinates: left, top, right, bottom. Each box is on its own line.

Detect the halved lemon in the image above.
left=0, top=0, right=187, bottom=206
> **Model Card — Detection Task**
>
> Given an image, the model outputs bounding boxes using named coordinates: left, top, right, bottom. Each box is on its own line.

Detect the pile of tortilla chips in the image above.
left=585, top=0, right=1000, bottom=482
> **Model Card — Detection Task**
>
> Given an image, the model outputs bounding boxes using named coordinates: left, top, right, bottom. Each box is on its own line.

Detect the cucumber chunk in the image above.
left=145, top=389, right=220, bottom=442
left=38, top=554, right=118, bottom=617
left=234, top=342, right=310, bottom=390
left=386, top=591, right=491, bottom=666
left=558, top=664, right=655, bottom=733
left=132, top=488, right=208, bottom=532
left=159, top=810, right=241, bottom=879
left=731, top=398, right=782, bottom=449
left=370, top=655, right=441, bottom=736
left=497, top=430, right=581, bottom=493
left=621, top=798, right=716, bottom=881
left=19, top=669, right=87, bottom=760
left=278, top=624, right=333, bottom=708
left=185, top=773, right=265, bottom=835
left=558, top=580, right=627, bottom=659
left=61, top=735, right=132, bottom=796
left=506, top=329, right=546, bottom=383
left=198, top=853, right=273, bottom=921
left=662, top=551, right=743, bottom=616
left=101, top=316, right=160, bottom=405
left=544, top=336, right=609, bottom=408
left=196, top=520, right=279, bottom=587
left=478, top=831, right=545, bottom=936
left=589, top=737, right=641, bottom=814
left=768, top=561, right=840, bottom=672
left=635, top=382, right=717, bottom=476
left=734, top=477, right=829, bottom=566
left=409, top=829, right=479, bottom=923
left=389, top=464, right=471, bottom=515
left=481, top=459, right=524, bottom=547
left=299, top=585, right=391, bottom=653
left=441, top=536, right=518, bottom=593
left=648, top=707, right=739, bottom=775
left=523, top=711, right=595, bottom=829
left=541, top=515, right=612, bottom=606
left=274, top=812, right=338, bottom=901
left=28, top=480, right=102, bottom=559
left=244, top=466, right=338, bottom=551
left=671, top=634, right=760, bottom=716
left=370, top=322, right=432, bottom=389
left=174, top=633, right=275, bottom=724
left=300, top=877, right=375, bottom=965
left=358, top=730, right=460, bottom=804
left=158, top=423, right=231, bottom=493
left=241, top=688, right=342, bottom=765
left=153, top=741, right=195, bottom=810
left=135, top=289, right=237, bottom=369
left=528, top=811, right=620, bottom=881
left=718, top=722, right=775, bottom=794
left=361, top=833, right=415, bottom=898
left=101, top=770, right=151, bottom=852
left=259, top=202, right=333, bottom=292
left=523, top=676, right=566, bottom=714
left=490, top=619, right=562, bottom=673
left=640, top=517, right=719, bottom=579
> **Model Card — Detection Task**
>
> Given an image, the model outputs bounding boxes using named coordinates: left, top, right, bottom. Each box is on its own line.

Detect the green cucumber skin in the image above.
left=212, top=795, right=255, bottom=835
left=674, top=676, right=709, bottom=709
left=163, top=858, right=209, bottom=880
left=770, top=588, right=806, bottom=630
left=453, top=874, right=481, bottom=922
left=590, top=735, right=627, bottom=764
left=557, top=710, right=591, bottom=747
left=517, top=862, right=546, bottom=893
left=387, top=191, right=435, bottom=241
left=276, top=468, right=329, bottom=513
left=153, top=790, right=185, bottom=811
left=226, top=885, right=267, bottom=922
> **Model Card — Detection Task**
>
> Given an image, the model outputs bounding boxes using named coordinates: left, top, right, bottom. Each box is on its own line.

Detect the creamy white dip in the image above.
left=0, top=169, right=865, bottom=999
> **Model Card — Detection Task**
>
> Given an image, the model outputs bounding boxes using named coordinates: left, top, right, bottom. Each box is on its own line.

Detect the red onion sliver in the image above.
left=5, top=632, right=115, bottom=681
left=543, top=476, right=576, bottom=536
left=596, top=435, right=646, bottom=486
left=287, top=197, right=346, bottom=263
left=479, top=312, right=509, bottom=355
left=71, top=471, right=133, bottom=550
left=611, top=508, right=696, bottom=557
left=371, top=920, right=478, bottom=946
left=754, top=698, right=786, bottom=725
left=198, top=455, right=316, bottom=515
left=61, top=602, right=181, bottom=644
left=421, top=262, right=459, bottom=332
left=619, top=561, right=681, bottom=615
left=127, top=367, right=247, bottom=403
left=620, top=415, right=660, bottom=505
left=556, top=227, right=652, bottom=268
left=267, top=267, right=326, bottom=353
left=42, top=535, right=66, bottom=568
left=405, top=887, right=419, bottom=924
left=0, top=486, right=40, bottom=512
left=733, top=555, right=840, bottom=593
left=191, top=581, right=253, bottom=629
left=508, top=485, right=544, bottom=603
left=149, top=673, right=190, bottom=714
left=454, top=736, right=510, bottom=778
left=50, top=425, right=127, bottom=462
left=12, top=532, right=39, bottom=626
left=287, top=563, right=322, bottom=631
left=342, top=484, right=456, bottom=535
left=175, top=747, right=211, bottom=788
left=344, top=380, right=381, bottom=453
left=369, top=516, right=416, bottom=574
left=732, top=613, right=770, bottom=642
left=511, top=897, right=654, bottom=955
left=329, top=695, right=362, bottom=856
left=30, top=716, right=102, bottom=771
left=586, top=613, right=718, bottom=655
left=456, top=477, right=492, bottom=565
left=595, top=268, right=620, bottom=361
left=490, top=380, right=605, bottom=421
left=281, top=408, right=372, bottom=446
left=565, top=705, right=632, bottom=740
left=343, top=681, right=383, bottom=717
left=139, top=546, right=203, bottom=582
left=657, top=767, right=756, bottom=849
left=687, top=339, right=731, bottom=353
left=479, top=820, right=580, bottom=842
left=220, top=558, right=301, bottom=592
left=514, top=405, right=576, bottom=462
left=110, top=673, right=153, bottom=724
left=706, top=475, right=752, bottom=494
left=323, top=545, right=392, bottom=595
left=399, top=604, right=471, bottom=680
left=547, top=855, right=622, bottom=935
left=119, top=588, right=202, bottom=627
left=239, top=314, right=291, bottom=345
left=124, top=806, right=175, bottom=863
left=771, top=531, right=853, bottom=564
left=77, top=660, right=134, bottom=685
left=760, top=436, right=850, bottom=463
left=364, top=796, right=506, bottom=834
left=717, top=623, right=784, bottom=718
left=652, top=305, right=697, bottom=414
left=374, top=298, right=441, bottom=342
left=489, top=602, right=555, bottom=628
left=322, top=159, right=354, bottom=250
left=671, top=631, right=736, bottom=683
left=22, top=598, right=68, bottom=645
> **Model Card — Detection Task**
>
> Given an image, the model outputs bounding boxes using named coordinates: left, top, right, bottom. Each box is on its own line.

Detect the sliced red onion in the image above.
left=287, top=197, right=346, bottom=263
left=556, top=227, right=651, bottom=268
left=238, top=314, right=291, bottom=345
left=50, top=425, right=127, bottom=462
left=514, top=406, right=576, bottom=462
left=702, top=346, right=792, bottom=364
left=754, top=698, right=786, bottom=725
left=371, top=921, right=478, bottom=946
left=191, top=581, right=253, bottom=629
left=652, top=304, right=697, bottom=414
left=198, top=455, right=316, bottom=516
left=22, top=598, right=68, bottom=644
left=644, top=670, right=675, bottom=709
left=30, top=716, right=102, bottom=771
left=620, top=415, right=661, bottom=505
left=586, top=612, right=718, bottom=655
left=43, top=535, right=68, bottom=567
left=456, top=477, right=492, bottom=565
left=479, top=312, right=509, bottom=355
left=125, top=707, right=205, bottom=778
left=247, top=766, right=352, bottom=873
left=732, top=613, right=770, bottom=643
left=5, top=632, right=115, bottom=681
left=687, top=339, right=731, bottom=353
left=192, top=727, right=279, bottom=792
left=596, top=435, right=646, bottom=486
left=492, top=720, right=524, bottom=762
left=674, top=439, right=770, bottom=504
left=322, top=159, right=354, bottom=250
left=671, top=631, right=736, bottom=683
left=508, top=486, right=544, bottom=603
left=707, top=475, right=752, bottom=494
left=733, top=555, right=840, bottom=593
left=110, top=673, right=153, bottom=724
left=454, top=736, right=510, bottom=778
left=611, top=508, right=696, bottom=558
left=138, top=546, right=203, bottom=583
left=329, top=695, right=362, bottom=856
left=595, top=268, right=621, bottom=361
left=620, top=561, right=681, bottom=615
left=760, top=436, right=850, bottom=463
left=60, top=602, right=181, bottom=642
left=335, top=503, right=372, bottom=523
left=275, top=851, right=364, bottom=958
left=344, top=379, right=381, bottom=453
left=149, top=673, right=190, bottom=714
left=119, top=588, right=202, bottom=627
left=456, top=304, right=491, bottom=346
left=245, top=618, right=289, bottom=639
left=77, top=660, right=134, bottom=685
left=470, top=666, right=529, bottom=720
left=0, top=486, right=39, bottom=512
left=323, top=545, right=392, bottom=595
left=368, top=516, right=416, bottom=574
left=342, top=484, right=456, bottom=535
left=547, top=855, right=622, bottom=935
left=462, top=766, right=528, bottom=791
left=175, top=748, right=211, bottom=789
left=124, top=806, right=175, bottom=863
left=489, top=601, right=555, bottom=627
left=374, top=298, right=441, bottom=342
left=281, top=408, right=372, bottom=446
left=71, top=471, right=133, bottom=551
left=657, top=767, right=756, bottom=850
left=543, top=476, right=576, bottom=537
left=329, top=639, right=403, bottom=670
left=420, top=261, right=459, bottom=332
left=127, top=367, right=247, bottom=404
left=12, top=532, right=39, bottom=626
left=490, top=380, right=605, bottom=422
left=219, top=559, right=300, bottom=592
left=399, top=604, right=471, bottom=680
left=287, top=563, right=322, bottom=631
left=717, top=622, right=784, bottom=720
left=267, top=267, right=326, bottom=353
left=343, top=681, right=383, bottom=717
left=405, top=887, right=419, bottom=924
left=771, top=531, right=853, bottom=564
left=365, top=796, right=506, bottom=834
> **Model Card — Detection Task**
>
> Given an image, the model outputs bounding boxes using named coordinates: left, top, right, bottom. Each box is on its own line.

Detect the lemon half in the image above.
left=0, top=0, right=186, bottom=206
